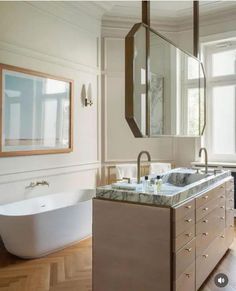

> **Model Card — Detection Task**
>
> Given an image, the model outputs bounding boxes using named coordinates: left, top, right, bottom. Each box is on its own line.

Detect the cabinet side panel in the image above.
left=93, top=199, right=171, bottom=291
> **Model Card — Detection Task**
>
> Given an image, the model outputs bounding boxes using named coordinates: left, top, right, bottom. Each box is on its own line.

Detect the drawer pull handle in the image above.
left=230, top=199, right=234, bottom=202
left=185, top=248, right=192, bottom=252
left=230, top=189, right=234, bottom=192
left=230, top=224, right=234, bottom=228
left=185, top=218, right=192, bottom=223
left=203, top=232, right=209, bottom=236
left=220, top=195, right=225, bottom=198
left=230, top=208, right=234, bottom=211
left=221, top=235, right=225, bottom=238
left=203, top=219, right=208, bottom=223
left=185, top=233, right=192, bottom=237
left=220, top=216, right=225, bottom=220
left=203, top=207, right=209, bottom=211
left=203, top=195, right=208, bottom=200
left=185, top=273, right=191, bottom=278
left=220, top=206, right=225, bottom=209
left=185, top=205, right=192, bottom=209
left=203, top=254, right=209, bottom=258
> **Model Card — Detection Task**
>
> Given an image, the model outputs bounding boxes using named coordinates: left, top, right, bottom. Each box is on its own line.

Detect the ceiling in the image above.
left=101, top=1, right=236, bottom=23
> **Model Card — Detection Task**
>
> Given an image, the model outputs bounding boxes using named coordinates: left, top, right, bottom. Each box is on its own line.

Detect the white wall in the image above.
left=0, top=2, right=101, bottom=204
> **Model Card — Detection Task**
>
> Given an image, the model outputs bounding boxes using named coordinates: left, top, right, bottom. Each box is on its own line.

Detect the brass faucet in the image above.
left=137, top=151, right=151, bottom=183
left=199, top=147, right=208, bottom=174
left=26, top=180, right=50, bottom=189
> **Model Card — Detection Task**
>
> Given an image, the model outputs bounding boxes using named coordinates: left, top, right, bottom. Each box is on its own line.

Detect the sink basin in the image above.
left=163, top=172, right=212, bottom=187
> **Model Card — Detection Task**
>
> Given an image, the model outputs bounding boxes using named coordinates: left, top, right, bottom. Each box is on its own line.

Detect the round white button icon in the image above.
left=214, top=273, right=229, bottom=288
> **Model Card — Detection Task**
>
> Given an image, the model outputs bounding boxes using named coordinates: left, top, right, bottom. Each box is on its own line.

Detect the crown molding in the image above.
left=102, top=5, right=236, bottom=34
left=25, top=1, right=112, bottom=34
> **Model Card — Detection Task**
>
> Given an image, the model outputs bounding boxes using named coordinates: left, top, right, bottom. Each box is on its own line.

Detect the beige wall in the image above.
left=0, top=2, right=101, bottom=204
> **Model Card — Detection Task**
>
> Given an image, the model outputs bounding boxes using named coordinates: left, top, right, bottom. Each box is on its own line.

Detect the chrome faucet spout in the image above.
left=137, top=151, right=151, bottom=184
left=199, top=147, right=208, bottom=174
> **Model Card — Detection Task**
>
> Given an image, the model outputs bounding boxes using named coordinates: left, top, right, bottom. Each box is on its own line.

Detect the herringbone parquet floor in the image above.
left=0, top=226, right=236, bottom=291
left=0, top=238, right=92, bottom=291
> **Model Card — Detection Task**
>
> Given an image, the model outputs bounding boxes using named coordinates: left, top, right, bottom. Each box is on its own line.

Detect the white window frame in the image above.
left=203, top=39, right=236, bottom=162
left=181, top=55, right=203, bottom=136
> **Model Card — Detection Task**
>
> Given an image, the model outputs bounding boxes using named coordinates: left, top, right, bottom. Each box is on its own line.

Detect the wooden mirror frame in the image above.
left=0, top=63, right=74, bottom=157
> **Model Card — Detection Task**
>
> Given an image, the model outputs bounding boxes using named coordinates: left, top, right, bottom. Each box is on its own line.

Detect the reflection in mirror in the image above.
left=149, top=30, right=205, bottom=136
left=1, top=65, right=73, bottom=156
left=125, top=23, right=206, bottom=137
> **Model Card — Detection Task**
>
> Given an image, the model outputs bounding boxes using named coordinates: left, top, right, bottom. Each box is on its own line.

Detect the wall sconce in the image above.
left=81, top=83, right=93, bottom=107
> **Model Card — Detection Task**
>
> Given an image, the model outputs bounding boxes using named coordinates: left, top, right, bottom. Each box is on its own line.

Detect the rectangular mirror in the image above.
left=125, top=23, right=206, bottom=137
left=0, top=64, right=73, bottom=156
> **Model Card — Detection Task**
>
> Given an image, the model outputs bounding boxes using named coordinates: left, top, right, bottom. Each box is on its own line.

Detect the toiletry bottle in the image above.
left=143, top=176, right=149, bottom=192
left=156, top=175, right=162, bottom=192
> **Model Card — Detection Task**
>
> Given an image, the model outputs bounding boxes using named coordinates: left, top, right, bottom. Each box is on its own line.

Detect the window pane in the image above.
left=212, top=86, right=235, bottom=154
left=188, top=88, right=199, bottom=135
left=187, top=57, right=199, bottom=80
left=212, top=50, right=236, bottom=77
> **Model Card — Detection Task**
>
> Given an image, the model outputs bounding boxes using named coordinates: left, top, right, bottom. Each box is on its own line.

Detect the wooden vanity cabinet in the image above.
left=93, top=177, right=234, bottom=291
left=173, top=177, right=234, bottom=291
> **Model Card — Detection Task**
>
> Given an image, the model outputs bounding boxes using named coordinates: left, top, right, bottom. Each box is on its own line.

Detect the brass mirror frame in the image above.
left=0, top=63, right=74, bottom=157
left=125, top=22, right=206, bottom=137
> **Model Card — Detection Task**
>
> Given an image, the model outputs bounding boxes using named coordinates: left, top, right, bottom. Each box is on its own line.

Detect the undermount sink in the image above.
left=163, top=172, right=212, bottom=187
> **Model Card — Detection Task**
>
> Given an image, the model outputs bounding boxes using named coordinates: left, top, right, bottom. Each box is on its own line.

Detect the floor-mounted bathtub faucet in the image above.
left=25, top=180, right=50, bottom=189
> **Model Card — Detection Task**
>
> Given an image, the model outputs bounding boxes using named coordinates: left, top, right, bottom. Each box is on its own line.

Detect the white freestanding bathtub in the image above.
left=0, top=189, right=94, bottom=259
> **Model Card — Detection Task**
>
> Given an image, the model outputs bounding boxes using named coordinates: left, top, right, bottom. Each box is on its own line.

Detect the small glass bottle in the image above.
left=143, top=175, right=149, bottom=192
left=156, top=175, right=163, bottom=192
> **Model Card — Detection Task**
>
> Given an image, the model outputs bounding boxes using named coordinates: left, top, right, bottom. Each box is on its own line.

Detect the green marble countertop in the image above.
left=96, top=168, right=231, bottom=207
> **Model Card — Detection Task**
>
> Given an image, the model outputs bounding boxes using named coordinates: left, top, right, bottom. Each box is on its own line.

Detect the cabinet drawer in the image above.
left=226, top=178, right=234, bottom=191
left=175, top=262, right=195, bottom=291
left=175, top=239, right=195, bottom=280
left=196, top=197, right=221, bottom=221
left=196, top=232, right=226, bottom=290
left=173, top=199, right=195, bottom=221
left=226, top=207, right=234, bottom=227
left=196, top=183, right=225, bottom=209
left=196, top=216, right=225, bottom=257
left=225, top=225, right=234, bottom=248
left=174, top=211, right=195, bottom=237
left=174, top=225, right=195, bottom=252
left=226, top=188, right=234, bottom=199
left=215, top=183, right=226, bottom=198
left=226, top=198, right=234, bottom=209
left=196, top=203, right=225, bottom=235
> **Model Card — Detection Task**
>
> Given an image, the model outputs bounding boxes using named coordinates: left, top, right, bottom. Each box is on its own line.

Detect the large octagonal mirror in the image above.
left=125, top=23, right=206, bottom=137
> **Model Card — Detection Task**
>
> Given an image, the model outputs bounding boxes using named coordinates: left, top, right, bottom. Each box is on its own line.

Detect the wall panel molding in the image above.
left=0, top=40, right=100, bottom=75
left=0, top=161, right=100, bottom=185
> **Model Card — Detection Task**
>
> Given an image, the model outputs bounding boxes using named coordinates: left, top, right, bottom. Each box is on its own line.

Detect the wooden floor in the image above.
left=0, top=238, right=92, bottom=291
left=0, top=226, right=236, bottom=291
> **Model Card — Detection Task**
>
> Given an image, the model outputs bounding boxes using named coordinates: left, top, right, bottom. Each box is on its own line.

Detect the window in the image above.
left=204, top=40, right=236, bottom=161
left=181, top=56, right=203, bottom=136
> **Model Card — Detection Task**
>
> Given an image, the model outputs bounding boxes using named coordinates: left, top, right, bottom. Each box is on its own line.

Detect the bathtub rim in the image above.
left=0, top=189, right=95, bottom=217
